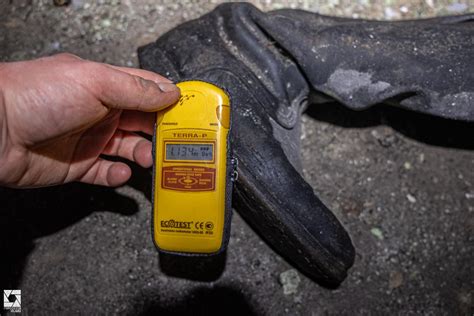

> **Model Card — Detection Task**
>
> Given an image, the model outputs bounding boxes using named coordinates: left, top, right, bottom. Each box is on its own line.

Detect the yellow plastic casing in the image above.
left=153, top=81, right=231, bottom=254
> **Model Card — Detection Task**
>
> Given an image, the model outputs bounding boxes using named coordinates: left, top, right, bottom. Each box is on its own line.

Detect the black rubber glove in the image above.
left=138, top=3, right=473, bottom=286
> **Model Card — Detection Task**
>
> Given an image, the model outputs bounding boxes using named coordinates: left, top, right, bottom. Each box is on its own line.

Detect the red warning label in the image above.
left=162, top=166, right=216, bottom=191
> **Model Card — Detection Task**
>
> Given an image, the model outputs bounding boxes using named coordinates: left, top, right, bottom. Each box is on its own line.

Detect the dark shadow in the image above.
left=127, top=163, right=153, bottom=202
left=305, top=101, right=474, bottom=149
left=159, top=251, right=227, bottom=282
left=135, top=285, right=257, bottom=316
left=0, top=183, right=139, bottom=289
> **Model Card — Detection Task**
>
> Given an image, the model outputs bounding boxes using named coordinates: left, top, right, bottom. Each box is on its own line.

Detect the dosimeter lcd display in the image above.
left=165, top=143, right=214, bottom=161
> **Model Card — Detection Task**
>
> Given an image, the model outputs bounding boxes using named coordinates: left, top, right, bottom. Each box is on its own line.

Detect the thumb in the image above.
left=89, top=63, right=180, bottom=112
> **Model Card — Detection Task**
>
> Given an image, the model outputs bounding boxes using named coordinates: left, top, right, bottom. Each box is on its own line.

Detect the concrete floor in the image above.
left=0, top=1, right=473, bottom=315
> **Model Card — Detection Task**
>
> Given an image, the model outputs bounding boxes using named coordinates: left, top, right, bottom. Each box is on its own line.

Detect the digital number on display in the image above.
left=165, top=144, right=214, bottom=161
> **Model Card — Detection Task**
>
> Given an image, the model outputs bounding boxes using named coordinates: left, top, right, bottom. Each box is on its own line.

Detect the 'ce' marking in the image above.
left=195, top=222, right=205, bottom=230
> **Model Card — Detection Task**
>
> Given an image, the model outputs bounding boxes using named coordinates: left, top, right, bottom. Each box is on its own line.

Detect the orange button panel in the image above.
left=162, top=166, right=216, bottom=191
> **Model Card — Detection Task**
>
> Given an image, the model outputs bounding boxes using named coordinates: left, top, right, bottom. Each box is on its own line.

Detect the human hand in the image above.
left=0, top=53, right=180, bottom=188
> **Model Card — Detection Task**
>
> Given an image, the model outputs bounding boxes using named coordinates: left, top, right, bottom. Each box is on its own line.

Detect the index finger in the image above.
left=119, top=111, right=156, bottom=135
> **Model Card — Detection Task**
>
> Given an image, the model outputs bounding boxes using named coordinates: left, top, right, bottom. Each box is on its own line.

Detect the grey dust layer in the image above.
left=0, top=1, right=473, bottom=315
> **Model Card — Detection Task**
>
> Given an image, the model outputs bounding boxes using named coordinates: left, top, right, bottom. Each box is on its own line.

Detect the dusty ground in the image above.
left=0, top=0, right=473, bottom=315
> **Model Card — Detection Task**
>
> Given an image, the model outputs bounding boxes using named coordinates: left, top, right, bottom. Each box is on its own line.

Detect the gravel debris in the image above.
left=279, top=269, right=301, bottom=295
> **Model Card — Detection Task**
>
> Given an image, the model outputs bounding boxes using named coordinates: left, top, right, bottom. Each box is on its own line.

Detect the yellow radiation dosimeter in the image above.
left=152, top=81, right=233, bottom=255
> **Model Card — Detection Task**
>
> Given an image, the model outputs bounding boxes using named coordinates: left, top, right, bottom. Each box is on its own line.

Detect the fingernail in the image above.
left=158, top=82, right=179, bottom=93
